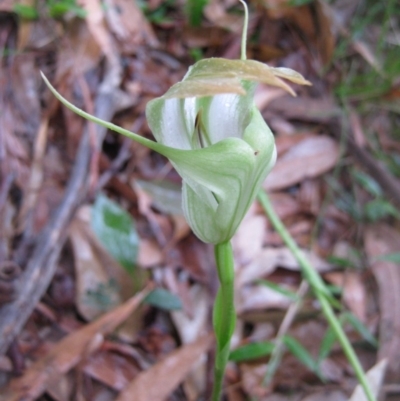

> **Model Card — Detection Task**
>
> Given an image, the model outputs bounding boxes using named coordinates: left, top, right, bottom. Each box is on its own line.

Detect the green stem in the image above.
left=239, top=0, right=248, bottom=61
left=212, top=241, right=236, bottom=401
left=257, top=190, right=376, bottom=401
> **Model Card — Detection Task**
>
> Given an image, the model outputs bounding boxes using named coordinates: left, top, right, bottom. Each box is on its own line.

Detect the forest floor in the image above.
left=0, top=0, right=400, bottom=400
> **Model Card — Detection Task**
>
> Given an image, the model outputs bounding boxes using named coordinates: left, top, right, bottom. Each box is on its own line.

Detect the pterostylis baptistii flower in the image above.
left=43, top=58, right=309, bottom=244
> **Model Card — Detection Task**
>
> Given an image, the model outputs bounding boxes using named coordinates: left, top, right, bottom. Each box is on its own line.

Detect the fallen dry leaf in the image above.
left=365, top=224, right=400, bottom=382
left=268, top=96, right=340, bottom=123
left=57, top=19, right=102, bottom=79
left=238, top=284, right=292, bottom=313
left=264, top=136, right=340, bottom=191
left=240, top=362, right=269, bottom=399
left=170, top=284, right=209, bottom=401
left=233, top=207, right=267, bottom=266
left=324, top=271, right=367, bottom=322
left=349, top=359, right=387, bottom=401
left=262, top=0, right=335, bottom=64
left=137, top=238, right=163, bottom=268
left=115, top=334, right=213, bottom=401
left=83, top=350, right=140, bottom=391
left=301, top=390, right=347, bottom=401
left=1, top=288, right=149, bottom=401
left=254, top=85, right=287, bottom=111
left=236, top=247, right=332, bottom=288
left=265, top=193, right=302, bottom=221
left=274, top=133, right=315, bottom=156
left=79, top=0, right=116, bottom=61
left=171, top=284, right=209, bottom=344
left=104, top=0, right=158, bottom=49
left=204, top=2, right=243, bottom=32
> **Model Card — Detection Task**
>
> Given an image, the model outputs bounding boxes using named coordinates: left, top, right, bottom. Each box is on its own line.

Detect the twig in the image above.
left=0, top=60, right=122, bottom=356
left=264, top=280, right=309, bottom=387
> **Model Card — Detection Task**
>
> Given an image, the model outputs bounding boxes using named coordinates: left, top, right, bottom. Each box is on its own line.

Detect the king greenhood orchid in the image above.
left=41, top=58, right=310, bottom=244
left=145, top=58, right=310, bottom=244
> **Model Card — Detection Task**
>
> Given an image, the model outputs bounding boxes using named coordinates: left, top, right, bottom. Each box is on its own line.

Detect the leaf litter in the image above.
left=0, top=0, right=399, bottom=400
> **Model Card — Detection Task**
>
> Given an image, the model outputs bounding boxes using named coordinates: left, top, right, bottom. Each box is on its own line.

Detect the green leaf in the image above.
left=91, top=193, right=139, bottom=275
left=13, top=4, right=39, bottom=19
left=342, top=312, right=378, bottom=348
left=326, top=255, right=354, bottom=268
left=186, top=0, right=208, bottom=27
left=283, top=335, right=320, bottom=375
left=318, top=327, right=337, bottom=361
left=257, top=280, right=299, bottom=301
left=48, top=2, right=86, bottom=18
left=352, top=170, right=382, bottom=197
left=364, top=198, right=400, bottom=221
left=288, top=0, right=314, bottom=5
left=229, top=341, right=274, bottom=362
left=144, top=288, right=182, bottom=310
left=318, top=312, right=378, bottom=362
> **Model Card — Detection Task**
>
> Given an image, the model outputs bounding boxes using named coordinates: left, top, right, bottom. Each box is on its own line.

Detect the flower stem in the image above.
left=212, top=241, right=236, bottom=401
left=257, top=190, right=376, bottom=401
left=239, top=0, right=248, bottom=61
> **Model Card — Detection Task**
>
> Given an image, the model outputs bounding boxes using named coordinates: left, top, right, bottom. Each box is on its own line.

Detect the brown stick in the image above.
left=0, top=61, right=122, bottom=356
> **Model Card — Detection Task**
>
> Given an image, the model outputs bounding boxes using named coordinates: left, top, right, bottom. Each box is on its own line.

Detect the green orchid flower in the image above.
left=41, top=58, right=310, bottom=244
left=146, top=58, right=309, bottom=244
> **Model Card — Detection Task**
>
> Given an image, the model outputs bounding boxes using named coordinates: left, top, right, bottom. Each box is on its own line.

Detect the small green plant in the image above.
left=332, top=169, right=400, bottom=223
left=14, top=0, right=85, bottom=20
left=137, top=0, right=176, bottom=24
left=185, top=0, right=208, bottom=26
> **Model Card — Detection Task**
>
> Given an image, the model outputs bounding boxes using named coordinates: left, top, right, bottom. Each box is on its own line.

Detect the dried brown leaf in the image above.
left=104, top=0, right=158, bottom=49
left=83, top=351, right=140, bottom=391
left=349, top=359, right=387, bottom=401
left=171, top=285, right=209, bottom=344
left=57, top=19, right=102, bottom=79
left=301, top=390, right=347, bottom=401
left=1, top=289, right=149, bottom=401
left=274, top=132, right=313, bottom=157
left=137, top=238, right=163, bottom=268
left=268, top=96, right=340, bottom=123
left=115, top=335, right=213, bottom=401
left=262, top=0, right=335, bottom=64
left=79, top=0, right=116, bottom=60
left=264, top=136, right=340, bottom=191
left=365, top=225, right=400, bottom=382
left=326, top=271, right=367, bottom=322
left=238, top=284, right=292, bottom=313
left=237, top=247, right=332, bottom=288
left=233, top=208, right=267, bottom=266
